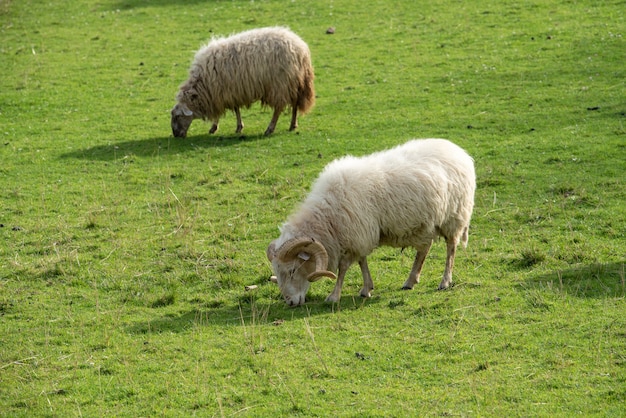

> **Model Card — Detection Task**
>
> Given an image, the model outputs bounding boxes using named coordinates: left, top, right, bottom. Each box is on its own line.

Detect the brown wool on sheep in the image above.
left=171, top=27, right=315, bottom=137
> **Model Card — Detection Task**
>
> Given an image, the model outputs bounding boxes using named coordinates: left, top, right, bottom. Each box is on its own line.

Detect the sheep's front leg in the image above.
left=439, top=238, right=457, bottom=290
left=209, top=122, right=219, bottom=134
left=234, top=107, right=244, bottom=133
left=289, top=105, right=298, bottom=131
left=265, top=107, right=282, bottom=136
left=326, top=258, right=351, bottom=303
left=402, top=241, right=432, bottom=290
left=358, top=257, right=374, bottom=298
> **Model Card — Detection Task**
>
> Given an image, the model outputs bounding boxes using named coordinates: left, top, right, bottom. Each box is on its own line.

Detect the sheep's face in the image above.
left=267, top=238, right=337, bottom=306
left=171, top=103, right=194, bottom=138
left=271, top=258, right=313, bottom=307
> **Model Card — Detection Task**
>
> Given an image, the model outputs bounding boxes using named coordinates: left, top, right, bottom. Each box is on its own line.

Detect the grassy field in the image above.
left=1, top=0, right=625, bottom=416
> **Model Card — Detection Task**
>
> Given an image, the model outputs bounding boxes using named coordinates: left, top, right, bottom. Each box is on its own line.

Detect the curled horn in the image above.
left=275, top=237, right=337, bottom=282
left=307, top=269, right=337, bottom=282
left=266, top=240, right=278, bottom=261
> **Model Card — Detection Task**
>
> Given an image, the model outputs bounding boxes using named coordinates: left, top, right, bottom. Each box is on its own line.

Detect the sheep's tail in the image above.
left=297, top=64, right=315, bottom=114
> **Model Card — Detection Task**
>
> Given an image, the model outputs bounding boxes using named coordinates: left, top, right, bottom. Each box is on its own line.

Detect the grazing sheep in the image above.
left=171, top=27, right=315, bottom=137
left=266, top=139, right=476, bottom=306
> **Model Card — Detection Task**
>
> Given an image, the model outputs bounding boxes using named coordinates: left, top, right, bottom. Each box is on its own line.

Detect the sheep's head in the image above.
left=267, top=237, right=337, bottom=306
left=171, top=103, right=194, bottom=138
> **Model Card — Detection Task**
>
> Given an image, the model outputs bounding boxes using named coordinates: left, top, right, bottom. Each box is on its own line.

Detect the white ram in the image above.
left=266, top=139, right=476, bottom=306
left=171, top=27, right=315, bottom=137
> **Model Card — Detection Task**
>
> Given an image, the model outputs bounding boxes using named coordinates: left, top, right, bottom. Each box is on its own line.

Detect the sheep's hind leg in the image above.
left=209, top=122, right=219, bottom=134
left=438, top=238, right=457, bottom=290
left=234, top=107, right=244, bottom=133
left=326, top=259, right=350, bottom=303
left=402, top=241, right=432, bottom=290
left=289, top=105, right=298, bottom=131
left=358, top=257, right=374, bottom=298
left=264, top=108, right=282, bottom=136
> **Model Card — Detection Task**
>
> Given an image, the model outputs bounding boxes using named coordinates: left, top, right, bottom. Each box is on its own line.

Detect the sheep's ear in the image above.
left=172, top=103, right=193, bottom=117
left=297, top=252, right=310, bottom=261
left=182, top=106, right=193, bottom=117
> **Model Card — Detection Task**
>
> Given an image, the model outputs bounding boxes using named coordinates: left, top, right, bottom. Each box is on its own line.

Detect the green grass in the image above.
left=1, top=0, right=625, bottom=416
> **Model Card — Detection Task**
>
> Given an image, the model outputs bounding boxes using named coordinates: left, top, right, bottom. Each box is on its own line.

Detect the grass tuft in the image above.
left=511, top=248, right=546, bottom=269
left=151, top=292, right=176, bottom=308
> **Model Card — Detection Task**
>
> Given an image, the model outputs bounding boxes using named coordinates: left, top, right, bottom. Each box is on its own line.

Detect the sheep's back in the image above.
left=306, top=139, right=475, bottom=250
left=190, top=27, right=311, bottom=111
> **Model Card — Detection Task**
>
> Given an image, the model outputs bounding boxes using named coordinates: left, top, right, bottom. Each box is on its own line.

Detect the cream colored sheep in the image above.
left=267, top=139, right=476, bottom=306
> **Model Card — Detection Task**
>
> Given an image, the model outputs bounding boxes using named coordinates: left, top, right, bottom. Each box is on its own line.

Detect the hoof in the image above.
left=401, top=286, right=413, bottom=291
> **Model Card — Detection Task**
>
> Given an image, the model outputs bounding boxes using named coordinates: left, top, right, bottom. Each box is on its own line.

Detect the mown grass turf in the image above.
left=1, top=0, right=625, bottom=416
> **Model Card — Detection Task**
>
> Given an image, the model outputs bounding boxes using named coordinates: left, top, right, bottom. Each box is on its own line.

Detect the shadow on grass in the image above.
left=60, top=133, right=268, bottom=161
left=528, top=261, right=625, bottom=299
left=126, top=293, right=383, bottom=334
left=111, top=0, right=236, bottom=10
